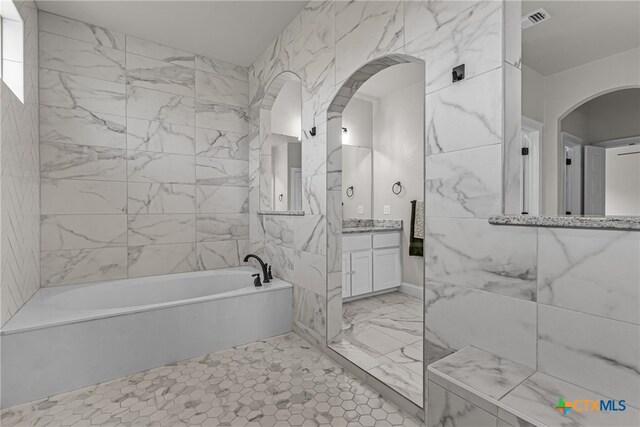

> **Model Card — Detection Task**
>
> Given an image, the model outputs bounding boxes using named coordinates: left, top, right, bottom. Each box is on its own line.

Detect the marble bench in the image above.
left=427, top=346, right=639, bottom=427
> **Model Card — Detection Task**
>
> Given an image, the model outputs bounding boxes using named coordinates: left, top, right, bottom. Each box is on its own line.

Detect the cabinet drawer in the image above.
left=372, top=232, right=401, bottom=248
left=343, top=234, right=372, bottom=251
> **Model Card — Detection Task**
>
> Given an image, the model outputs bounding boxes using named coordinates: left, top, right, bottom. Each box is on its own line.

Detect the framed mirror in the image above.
left=507, top=1, right=640, bottom=217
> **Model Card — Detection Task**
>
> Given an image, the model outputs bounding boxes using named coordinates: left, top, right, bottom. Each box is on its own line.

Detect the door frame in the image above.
left=521, top=117, right=543, bottom=215
left=561, top=132, right=583, bottom=215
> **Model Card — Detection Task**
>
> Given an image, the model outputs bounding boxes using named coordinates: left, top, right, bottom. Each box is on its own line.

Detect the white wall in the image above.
left=605, top=145, right=640, bottom=216
left=271, top=79, right=301, bottom=138
left=587, top=89, right=640, bottom=143
left=530, top=47, right=640, bottom=214
left=342, top=97, right=373, bottom=148
left=373, top=81, right=424, bottom=287
left=342, top=145, right=372, bottom=219
left=521, top=65, right=544, bottom=123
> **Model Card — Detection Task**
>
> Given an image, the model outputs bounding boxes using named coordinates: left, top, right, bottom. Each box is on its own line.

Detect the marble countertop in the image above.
left=257, top=210, right=305, bottom=216
left=428, top=346, right=640, bottom=427
left=342, top=219, right=403, bottom=234
left=489, top=215, right=640, bottom=231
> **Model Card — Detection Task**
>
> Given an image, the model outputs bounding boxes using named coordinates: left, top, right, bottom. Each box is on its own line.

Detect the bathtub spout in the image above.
left=243, top=254, right=270, bottom=283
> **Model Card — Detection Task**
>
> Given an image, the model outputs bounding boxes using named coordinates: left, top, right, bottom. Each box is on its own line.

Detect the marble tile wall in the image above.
left=249, top=0, right=639, bottom=410
left=37, top=11, right=250, bottom=286
left=0, top=0, right=40, bottom=326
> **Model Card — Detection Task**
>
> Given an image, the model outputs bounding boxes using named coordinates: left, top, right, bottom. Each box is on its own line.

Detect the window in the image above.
left=1, top=0, right=24, bottom=102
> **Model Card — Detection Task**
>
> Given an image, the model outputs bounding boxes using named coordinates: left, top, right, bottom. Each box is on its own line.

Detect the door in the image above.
left=562, top=132, right=583, bottom=215
left=342, top=253, right=351, bottom=298
left=584, top=145, right=606, bottom=215
left=350, top=251, right=372, bottom=296
left=290, top=167, right=302, bottom=211
left=521, top=117, right=542, bottom=215
left=373, top=248, right=401, bottom=291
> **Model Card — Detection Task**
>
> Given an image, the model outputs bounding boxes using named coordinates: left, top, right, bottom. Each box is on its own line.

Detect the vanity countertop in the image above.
left=342, top=219, right=402, bottom=234
left=489, top=214, right=640, bottom=231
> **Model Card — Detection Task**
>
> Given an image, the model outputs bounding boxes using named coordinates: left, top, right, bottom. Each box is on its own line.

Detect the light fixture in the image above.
left=342, top=127, right=348, bottom=133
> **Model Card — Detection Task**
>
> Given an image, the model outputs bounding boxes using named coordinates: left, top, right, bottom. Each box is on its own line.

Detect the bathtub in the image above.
left=0, top=267, right=292, bottom=408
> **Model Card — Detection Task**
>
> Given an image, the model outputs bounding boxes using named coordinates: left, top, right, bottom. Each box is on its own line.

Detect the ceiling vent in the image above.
left=522, top=8, right=550, bottom=30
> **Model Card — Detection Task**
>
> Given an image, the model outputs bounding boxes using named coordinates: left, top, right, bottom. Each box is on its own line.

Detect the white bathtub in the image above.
left=0, top=267, right=292, bottom=408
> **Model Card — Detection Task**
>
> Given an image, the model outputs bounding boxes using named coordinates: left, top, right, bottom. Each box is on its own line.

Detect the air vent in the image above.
left=522, top=8, right=550, bottom=29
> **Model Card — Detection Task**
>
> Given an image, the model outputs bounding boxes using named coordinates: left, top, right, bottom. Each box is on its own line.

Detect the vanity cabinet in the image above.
left=342, top=231, right=401, bottom=299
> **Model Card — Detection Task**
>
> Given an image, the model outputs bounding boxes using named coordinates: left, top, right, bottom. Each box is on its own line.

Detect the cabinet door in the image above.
left=350, top=251, right=373, bottom=296
left=342, top=253, right=351, bottom=298
left=373, top=248, right=401, bottom=291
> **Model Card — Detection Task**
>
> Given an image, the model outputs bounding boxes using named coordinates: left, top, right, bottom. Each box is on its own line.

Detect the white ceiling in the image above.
left=35, top=1, right=308, bottom=67
left=356, top=63, right=424, bottom=99
left=522, top=1, right=640, bottom=76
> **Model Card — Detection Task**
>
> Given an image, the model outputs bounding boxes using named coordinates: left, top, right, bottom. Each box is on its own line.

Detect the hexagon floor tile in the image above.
left=1, top=333, right=424, bottom=426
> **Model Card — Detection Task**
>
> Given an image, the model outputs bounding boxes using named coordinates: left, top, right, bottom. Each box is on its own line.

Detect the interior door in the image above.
left=562, top=132, right=583, bottom=215
left=584, top=145, right=606, bottom=215
left=290, top=167, right=302, bottom=211
left=350, top=251, right=372, bottom=296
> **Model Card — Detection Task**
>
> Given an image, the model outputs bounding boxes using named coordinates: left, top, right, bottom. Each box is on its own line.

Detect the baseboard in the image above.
left=399, top=282, right=422, bottom=298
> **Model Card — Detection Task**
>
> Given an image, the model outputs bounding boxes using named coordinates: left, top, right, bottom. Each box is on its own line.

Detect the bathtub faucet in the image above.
left=243, top=254, right=270, bottom=283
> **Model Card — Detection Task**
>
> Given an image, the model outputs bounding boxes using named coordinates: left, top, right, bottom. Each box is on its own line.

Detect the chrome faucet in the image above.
left=243, top=254, right=270, bottom=283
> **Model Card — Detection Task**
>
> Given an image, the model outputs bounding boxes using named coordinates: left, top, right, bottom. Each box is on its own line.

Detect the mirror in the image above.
left=514, top=0, right=640, bottom=216
left=265, top=76, right=302, bottom=212
left=342, top=97, right=373, bottom=217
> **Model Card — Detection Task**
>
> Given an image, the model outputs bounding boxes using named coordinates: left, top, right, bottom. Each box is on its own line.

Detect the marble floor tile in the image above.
left=369, top=357, right=423, bottom=406
left=0, top=333, right=422, bottom=426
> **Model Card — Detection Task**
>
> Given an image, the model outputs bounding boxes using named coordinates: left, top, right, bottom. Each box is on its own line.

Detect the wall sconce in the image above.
left=309, top=126, right=316, bottom=137
left=342, top=127, right=348, bottom=133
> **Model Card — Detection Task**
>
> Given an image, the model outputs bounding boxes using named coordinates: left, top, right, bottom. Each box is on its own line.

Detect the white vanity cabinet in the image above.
left=342, top=231, right=401, bottom=299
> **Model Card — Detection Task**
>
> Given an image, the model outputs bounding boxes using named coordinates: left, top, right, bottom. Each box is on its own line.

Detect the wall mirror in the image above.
left=510, top=0, right=640, bottom=216
left=262, top=74, right=302, bottom=212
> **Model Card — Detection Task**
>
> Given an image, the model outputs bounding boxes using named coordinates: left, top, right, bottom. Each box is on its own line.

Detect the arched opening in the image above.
left=325, top=55, right=432, bottom=407
left=558, top=87, right=640, bottom=216
left=259, top=71, right=303, bottom=212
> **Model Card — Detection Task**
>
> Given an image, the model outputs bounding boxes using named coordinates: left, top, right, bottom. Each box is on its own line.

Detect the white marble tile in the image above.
left=537, top=305, right=640, bottom=406
left=426, top=218, right=537, bottom=301
left=40, top=142, right=127, bottom=181
left=293, top=214, right=326, bottom=255
left=330, top=338, right=383, bottom=371
left=429, top=346, right=535, bottom=402
left=126, top=86, right=195, bottom=126
left=195, top=128, right=248, bottom=160
left=424, top=282, right=537, bottom=368
left=127, top=243, right=196, bottom=278
left=41, top=179, right=126, bottom=214
left=128, top=214, right=195, bottom=245
left=196, top=240, right=243, bottom=271
left=369, top=357, right=423, bottom=406
left=263, top=216, right=295, bottom=249
left=125, top=35, right=194, bottom=68
left=503, top=0, right=522, bottom=68
left=41, top=214, right=126, bottom=251
left=196, top=185, right=249, bottom=214
left=40, top=246, right=127, bottom=286
left=425, top=144, right=502, bottom=219
left=426, top=68, right=502, bottom=155
left=428, top=381, right=497, bottom=427
left=302, top=174, right=326, bottom=215
left=293, top=250, right=326, bottom=295
left=196, top=55, right=248, bottom=82
left=538, top=228, right=639, bottom=325
left=404, top=0, right=502, bottom=94
left=40, top=105, right=126, bottom=149
left=341, top=322, right=406, bottom=357
left=39, top=31, right=126, bottom=83
left=39, top=11, right=125, bottom=49
left=335, top=0, right=404, bottom=84
left=195, top=70, right=248, bottom=108
left=293, top=286, right=326, bottom=347
left=286, top=1, right=335, bottom=95
left=127, top=150, right=195, bottom=184
left=195, top=102, right=248, bottom=134
left=385, top=341, right=423, bottom=376
left=265, top=242, right=295, bottom=283
left=301, top=135, right=327, bottom=178
left=404, top=0, right=480, bottom=45
left=126, top=52, right=195, bottom=97
left=500, top=372, right=640, bottom=427
left=195, top=157, right=249, bottom=187
left=126, top=117, right=195, bottom=155
left=368, top=318, right=422, bottom=346
left=39, top=69, right=125, bottom=117
left=127, top=183, right=195, bottom=214
left=196, top=213, right=249, bottom=242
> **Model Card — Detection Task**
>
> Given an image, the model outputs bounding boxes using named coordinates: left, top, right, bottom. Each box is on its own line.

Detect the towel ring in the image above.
left=346, top=186, right=354, bottom=198
left=392, top=181, right=402, bottom=195
left=278, top=194, right=283, bottom=201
